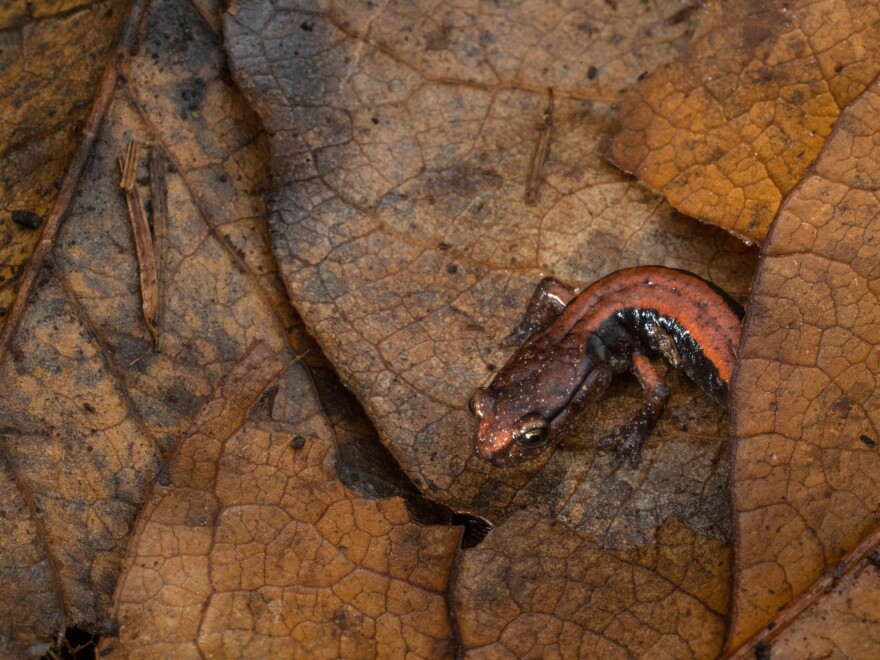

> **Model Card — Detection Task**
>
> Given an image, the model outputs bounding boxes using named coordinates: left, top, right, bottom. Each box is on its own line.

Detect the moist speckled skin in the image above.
left=473, top=267, right=744, bottom=467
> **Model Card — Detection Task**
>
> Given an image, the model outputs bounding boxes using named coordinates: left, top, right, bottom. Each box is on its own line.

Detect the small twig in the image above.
left=119, top=141, right=139, bottom=192
left=524, top=87, right=555, bottom=205
left=118, top=141, right=159, bottom=347
left=0, top=0, right=149, bottom=359
left=189, top=0, right=222, bottom=34
left=149, top=146, right=168, bottom=343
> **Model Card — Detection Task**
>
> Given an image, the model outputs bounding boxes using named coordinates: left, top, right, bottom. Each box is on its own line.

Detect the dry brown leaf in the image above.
left=224, top=0, right=757, bottom=653
left=768, top=543, right=880, bottom=658
left=2, top=0, right=470, bottom=655
left=605, top=0, right=880, bottom=242
left=98, top=343, right=461, bottom=658
left=725, top=527, right=880, bottom=658
left=0, top=0, right=303, bottom=653
left=224, top=0, right=755, bottom=531
left=0, top=0, right=127, bottom=340
left=729, top=73, right=880, bottom=649
left=452, top=512, right=728, bottom=658
left=19, top=0, right=880, bottom=655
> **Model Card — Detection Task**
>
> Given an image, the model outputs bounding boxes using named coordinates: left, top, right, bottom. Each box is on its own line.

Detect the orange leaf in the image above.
left=606, top=0, right=880, bottom=242
left=729, top=70, right=880, bottom=650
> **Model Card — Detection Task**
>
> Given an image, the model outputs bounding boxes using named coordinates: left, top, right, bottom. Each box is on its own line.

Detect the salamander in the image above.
left=470, top=266, right=743, bottom=468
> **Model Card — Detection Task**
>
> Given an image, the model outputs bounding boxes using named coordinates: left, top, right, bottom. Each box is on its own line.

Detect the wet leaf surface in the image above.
left=606, top=0, right=880, bottom=242
left=729, top=67, right=880, bottom=650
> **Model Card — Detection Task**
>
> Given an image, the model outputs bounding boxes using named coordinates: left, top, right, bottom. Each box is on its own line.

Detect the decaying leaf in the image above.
left=766, top=542, right=880, bottom=658
left=0, top=259, right=162, bottom=655
left=98, top=342, right=461, bottom=658
left=224, top=0, right=755, bottom=531
left=0, top=0, right=136, bottom=351
left=452, top=512, right=728, bottom=658
left=2, top=0, right=471, bottom=655
left=224, top=0, right=755, bottom=653
left=725, top=526, right=880, bottom=658
left=0, top=0, right=302, bottom=652
left=729, top=70, right=880, bottom=648
left=13, top=0, right=880, bottom=654
left=606, top=0, right=880, bottom=242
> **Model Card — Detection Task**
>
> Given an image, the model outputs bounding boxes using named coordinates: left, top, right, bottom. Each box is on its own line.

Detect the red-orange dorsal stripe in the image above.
left=556, top=267, right=741, bottom=382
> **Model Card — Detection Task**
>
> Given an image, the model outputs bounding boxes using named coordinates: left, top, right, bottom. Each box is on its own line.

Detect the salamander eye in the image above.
left=512, top=414, right=550, bottom=448
left=468, top=394, right=478, bottom=416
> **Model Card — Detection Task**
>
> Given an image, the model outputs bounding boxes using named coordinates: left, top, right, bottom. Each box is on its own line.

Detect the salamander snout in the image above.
left=474, top=421, right=551, bottom=467
left=471, top=388, right=554, bottom=467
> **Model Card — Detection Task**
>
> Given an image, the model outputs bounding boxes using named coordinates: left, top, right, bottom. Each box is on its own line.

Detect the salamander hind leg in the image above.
left=598, top=352, right=670, bottom=469
left=504, top=277, right=575, bottom=346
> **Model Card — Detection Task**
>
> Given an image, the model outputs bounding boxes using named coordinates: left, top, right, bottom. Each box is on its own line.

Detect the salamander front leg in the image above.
left=598, top=352, right=670, bottom=468
left=504, top=277, right=575, bottom=346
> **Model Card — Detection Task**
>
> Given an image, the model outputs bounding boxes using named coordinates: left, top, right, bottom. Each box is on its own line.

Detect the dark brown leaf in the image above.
left=19, top=0, right=880, bottom=654
left=224, top=0, right=756, bottom=653
left=2, top=1, right=470, bottom=655
left=0, top=0, right=299, bottom=652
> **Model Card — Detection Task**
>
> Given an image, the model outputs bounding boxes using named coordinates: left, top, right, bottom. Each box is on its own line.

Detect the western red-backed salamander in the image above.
left=470, top=266, right=743, bottom=468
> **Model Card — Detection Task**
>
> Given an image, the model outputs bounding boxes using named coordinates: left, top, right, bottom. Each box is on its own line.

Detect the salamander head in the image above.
left=470, top=386, right=555, bottom=467
left=470, top=342, right=588, bottom=467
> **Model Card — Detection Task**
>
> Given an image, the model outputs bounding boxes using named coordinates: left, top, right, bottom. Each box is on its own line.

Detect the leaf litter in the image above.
left=5, top=0, right=880, bottom=656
